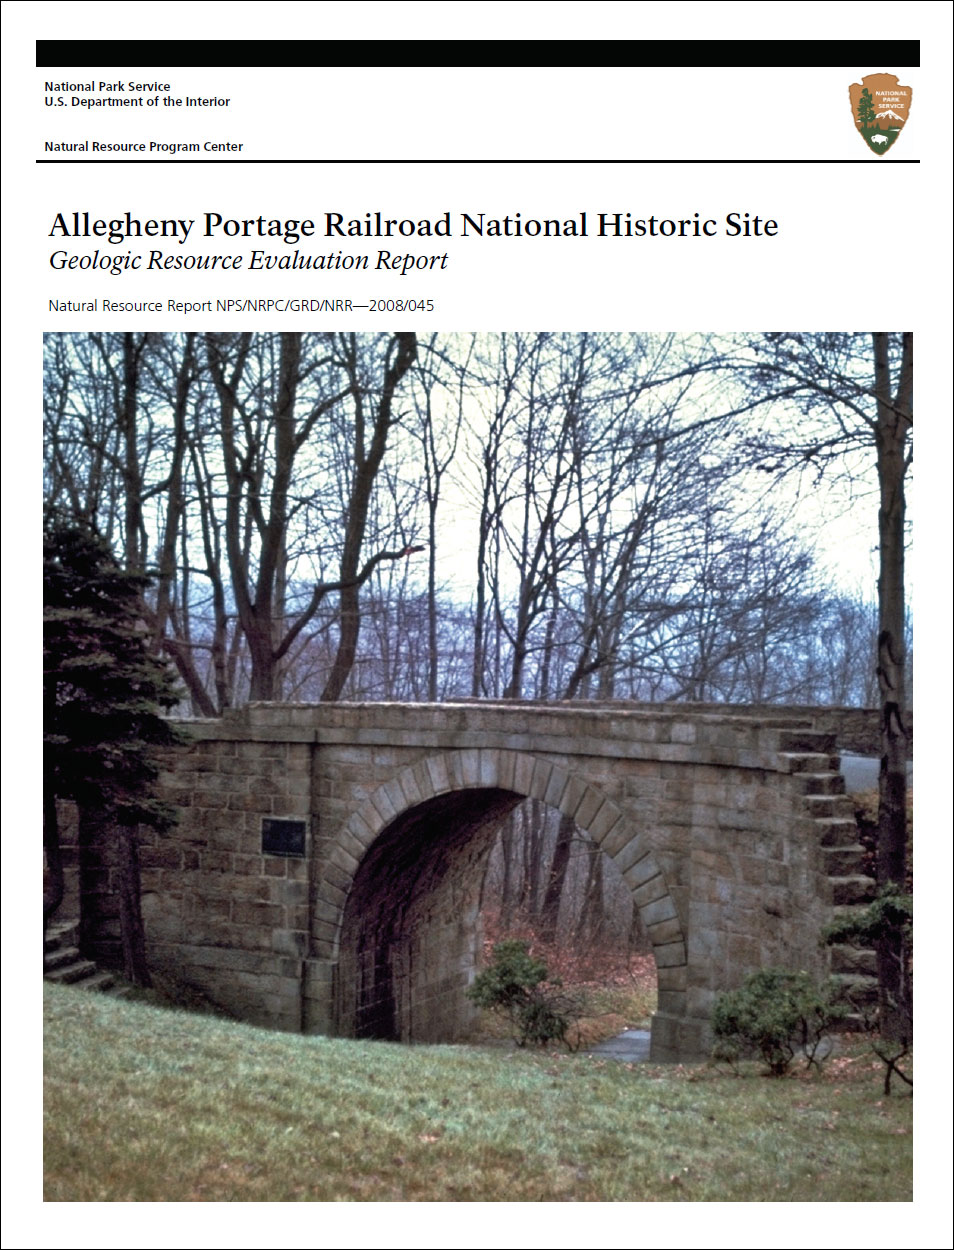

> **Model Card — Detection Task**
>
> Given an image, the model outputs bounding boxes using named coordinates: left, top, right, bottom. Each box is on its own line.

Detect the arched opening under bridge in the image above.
left=329, top=751, right=684, bottom=1050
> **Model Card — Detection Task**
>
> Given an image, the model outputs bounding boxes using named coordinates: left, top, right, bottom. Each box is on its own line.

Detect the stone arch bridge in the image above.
left=97, top=702, right=872, bottom=1062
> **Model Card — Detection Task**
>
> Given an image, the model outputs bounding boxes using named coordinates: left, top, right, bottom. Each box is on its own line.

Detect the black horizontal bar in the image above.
left=37, top=39, right=920, bottom=69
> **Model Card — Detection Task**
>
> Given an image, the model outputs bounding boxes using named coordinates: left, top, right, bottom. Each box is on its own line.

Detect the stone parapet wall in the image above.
left=449, top=698, right=913, bottom=758
left=208, top=699, right=825, bottom=765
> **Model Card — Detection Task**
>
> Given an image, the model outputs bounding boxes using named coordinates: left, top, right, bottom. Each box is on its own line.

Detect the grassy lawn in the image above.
left=44, top=983, right=911, bottom=1203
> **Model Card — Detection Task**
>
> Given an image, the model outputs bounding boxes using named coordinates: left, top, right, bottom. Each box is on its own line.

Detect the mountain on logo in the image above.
left=875, top=109, right=904, bottom=121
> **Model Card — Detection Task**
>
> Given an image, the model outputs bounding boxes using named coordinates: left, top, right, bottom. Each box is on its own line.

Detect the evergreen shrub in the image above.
left=467, top=939, right=580, bottom=1049
left=711, top=968, right=845, bottom=1075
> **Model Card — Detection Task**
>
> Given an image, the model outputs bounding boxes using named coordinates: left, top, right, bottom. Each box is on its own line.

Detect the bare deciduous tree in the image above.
left=45, top=331, right=903, bottom=973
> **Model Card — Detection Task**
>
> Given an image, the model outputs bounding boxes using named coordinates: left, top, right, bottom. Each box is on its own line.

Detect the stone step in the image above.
left=804, top=793, right=855, bottom=819
left=45, top=958, right=99, bottom=985
left=831, top=972, right=879, bottom=1009
left=830, top=875, right=877, bottom=906
left=795, top=773, right=847, bottom=796
left=43, top=929, right=135, bottom=997
left=829, top=943, right=878, bottom=976
left=44, top=945, right=82, bottom=972
left=831, top=903, right=874, bottom=924
left=47, top=966, right=135, bottom=998
left=817, top=817, right=861, bottom=846
left=777, top=752, right=840, bottom=775
left=822, top=845, right=868, bottom=876
left=81, top=970, right=118, bottom=993
left=44, top=921, right=80, bottom=953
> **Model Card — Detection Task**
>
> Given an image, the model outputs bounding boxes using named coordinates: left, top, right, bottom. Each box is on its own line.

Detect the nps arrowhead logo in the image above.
left=849, top=73, right=912, bottom=155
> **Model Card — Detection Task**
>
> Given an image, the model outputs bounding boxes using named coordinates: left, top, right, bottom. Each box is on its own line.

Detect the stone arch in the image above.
left=319, top=748, right=687, bottom=1052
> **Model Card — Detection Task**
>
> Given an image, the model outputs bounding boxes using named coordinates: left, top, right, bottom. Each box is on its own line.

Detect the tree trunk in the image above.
left=523, top=801, right=544, bottom=916
left=499, top=816, right=515, bottom=928
left=322, top=333, right=417, bottom=702
left=575, top=846, right=604, bottom=946
left=117, top=826, right=152, bottom=987
left=322, top=582, right=361, bottom=702
left=43, top=781, right=63, bottom=926
left=539, top=813, right=575, bottom=944
left=78, top=807, right=112, bottom=963
left=121, top=332, right=145, bottom=573
left=151, top=333, right=193, bottom=653
left=77, top=809, right=152, bottom=986
left=872, top=331, right=912, bottom=1040
left=427, top=493, right=439, bottom=701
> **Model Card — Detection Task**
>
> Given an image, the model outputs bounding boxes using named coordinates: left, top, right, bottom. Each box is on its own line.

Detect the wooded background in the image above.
left=43, top=331, right=912, bottom=950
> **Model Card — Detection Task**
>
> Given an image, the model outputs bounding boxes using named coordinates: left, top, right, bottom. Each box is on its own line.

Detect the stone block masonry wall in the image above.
left=141, top=723, right=315, bottom=1029
left=67, top=701, right=874, bottom=1060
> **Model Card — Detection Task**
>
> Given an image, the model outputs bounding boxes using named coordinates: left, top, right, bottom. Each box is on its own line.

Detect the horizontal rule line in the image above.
left=35, top=159, right=920, bottom=166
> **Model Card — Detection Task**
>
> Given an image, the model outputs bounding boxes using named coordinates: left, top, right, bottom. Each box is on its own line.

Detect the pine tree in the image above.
left=857, top=87, right=876, bottom=131
left=44, top=515, right=184, bottom=983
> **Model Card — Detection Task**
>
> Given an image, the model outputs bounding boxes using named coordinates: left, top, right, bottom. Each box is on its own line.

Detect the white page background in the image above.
left=3, top=4, right=951, bottom=1247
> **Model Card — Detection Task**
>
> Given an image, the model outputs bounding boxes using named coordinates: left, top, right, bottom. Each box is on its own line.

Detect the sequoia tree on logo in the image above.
left=849, top=73, right=913, bottom=155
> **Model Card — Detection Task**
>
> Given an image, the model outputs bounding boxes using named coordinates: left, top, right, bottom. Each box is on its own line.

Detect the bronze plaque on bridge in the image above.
left=261, top=818, right=306, bottom=857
